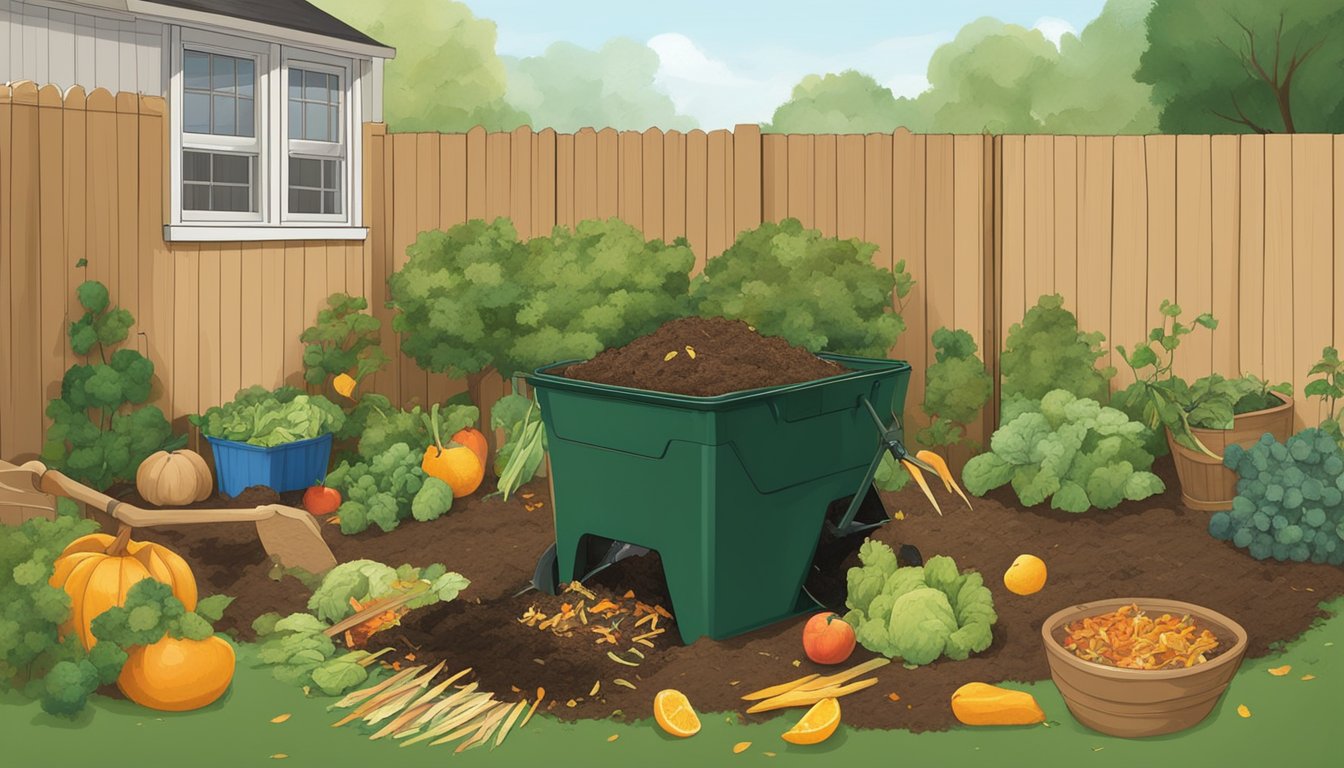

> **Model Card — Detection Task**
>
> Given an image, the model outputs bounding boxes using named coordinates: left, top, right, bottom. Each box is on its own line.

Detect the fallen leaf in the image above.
left=624, top=590, right=636, bottom=599
left=521, top=493, right=535, bottom=499
left=270, top=755, right=287, bottom=760
left=566, top=699, right=578, bottom=708
left=729, top=680, right=741, bottom=686
left=733, top=741, right=752, bottom=754
left=1268, top=665, right=1291, bottom=676
left=590, top=681, right=601, bottom=696
left=791, top=660, right=801, bottom=667
left=664, top=351, right=678, bottom=361
left=894, top=511, right=906, bottom=521
left=1237, top=704, right=1251, bottom=718
left=887, top=693, right=901, bottom=702
left=270, top=713, right=291, bottom=724
left=764, top=752, right=776, bottom=758
left=613, top=679, right=637, bottom=689
left=685, top=345, right=697, bottom=359
left=1301, top=674, right=1316, bottom=681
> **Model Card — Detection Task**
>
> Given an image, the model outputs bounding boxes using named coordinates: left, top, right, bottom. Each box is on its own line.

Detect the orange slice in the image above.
left=653, top=689, right=701, bottom=738
left=780, top=697, right=841, bottom=745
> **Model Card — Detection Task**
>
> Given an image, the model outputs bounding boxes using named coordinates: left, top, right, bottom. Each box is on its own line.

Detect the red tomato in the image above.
left=802, top=612, right=856, bottom=665
left=303, top=484, right=342, bottom=516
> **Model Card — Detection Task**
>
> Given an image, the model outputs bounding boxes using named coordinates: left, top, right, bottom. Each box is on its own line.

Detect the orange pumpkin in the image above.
left=802, top=612, right=856, bottom=665
left=49, top=528, right=198, bottom=650
left=118, top=635, right=235, bottom=711
left=421, top=445, right=484, bottom=497
left=451, top=428, right=489, bottom=469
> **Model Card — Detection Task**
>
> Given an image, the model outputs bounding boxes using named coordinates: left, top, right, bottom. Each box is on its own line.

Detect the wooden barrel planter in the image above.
left=1165, top=393, right=1294, bottom=511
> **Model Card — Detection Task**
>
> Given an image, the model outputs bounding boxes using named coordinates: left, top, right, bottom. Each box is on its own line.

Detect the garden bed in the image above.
left=119, top=458, right=1344, bottom=733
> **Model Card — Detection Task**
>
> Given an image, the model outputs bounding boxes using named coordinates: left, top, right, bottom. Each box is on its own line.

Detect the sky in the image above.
left=470, top=0, right=1111, bottom=128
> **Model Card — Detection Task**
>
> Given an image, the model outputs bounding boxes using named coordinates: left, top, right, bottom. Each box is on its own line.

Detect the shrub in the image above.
left=962, top=389, right=1163, bottom=513
left=917, top=328, right=993, bottom=451
left=42, top=278, right=184, bottom=490
left=1305, top=346, right=1344, bottom=450
left=1211, top=429, right=1344, bottom=565
left=999, top=294, right=1113, bottom=406
left=300, top=293, right=389, bottom=392
left=690, top=218, right=912, bottom=357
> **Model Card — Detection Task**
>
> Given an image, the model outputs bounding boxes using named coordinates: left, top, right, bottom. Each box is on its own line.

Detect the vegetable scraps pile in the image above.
left=191, top=385, right=346, bottom=447
left=518, top=582, right=674, bottom=670
left=844, top=541, right=996, bottom=665
left=1060, top=604, right=1221, bottom=670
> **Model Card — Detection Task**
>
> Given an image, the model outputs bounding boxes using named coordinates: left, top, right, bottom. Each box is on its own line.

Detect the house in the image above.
left=0, top=0, right=393, bottom=241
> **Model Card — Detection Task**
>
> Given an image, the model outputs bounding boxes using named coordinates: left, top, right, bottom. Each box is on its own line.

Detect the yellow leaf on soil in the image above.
left=1237, top=705, right=1251, bottom=718
left=664, top=351, right=678, bottom=361
left=590, top=681, right=601, bottom=696
left=894, top=511, right=905, bottom=520
left=1268, top=665, right=1291, bottom=676
left=566, top=699, right=577, bottom=708
left=270, top=713, right=291, bottom=724
left=607, top=734, right=619, bottom=742
left=685, top=346, right=697, bottom=359
left=733, top=742, right=752, bottom=754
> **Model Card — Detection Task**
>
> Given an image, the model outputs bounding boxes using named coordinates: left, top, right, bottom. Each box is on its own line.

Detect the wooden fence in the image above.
left=3, top=80, right=1343, bottom=468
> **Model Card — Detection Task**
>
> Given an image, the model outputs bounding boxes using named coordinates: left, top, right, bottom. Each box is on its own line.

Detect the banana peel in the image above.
left=899, top=450, right=972, bottom=516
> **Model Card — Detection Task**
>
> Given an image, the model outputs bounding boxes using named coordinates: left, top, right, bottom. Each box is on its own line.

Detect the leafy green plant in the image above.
left=325, top=443, right=453, bottom=534
left=42, top=279, right=184, bottom=490
left=301, top=293, right=390, bottom=392
left=843, top=541, right=996, bottom=665
left=191, top=386, right=347, bottom=447
left=490, top=389, right=547, bottom=499
left=1305, top=346, right=1344, bottom=449
left=1211, top=429, right=1344, bottom=565
left=1000, top=294, right=1114, bottom=406
left=917, top=328, right=993, bottom=450
left=355, top=401, right=477, bottom=462
left=1113, top=300, right=1290, bottom=458
left=253, top=559, right=468, bottom=695
left=690, top=218, right=912, bottom=357
left=962, top=389, right=1164, bottom=513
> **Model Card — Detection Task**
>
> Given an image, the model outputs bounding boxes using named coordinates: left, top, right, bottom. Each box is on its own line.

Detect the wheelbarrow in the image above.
left=520, top=353, right=968, bottom=644
left=0, top=458, right=337, bottom=574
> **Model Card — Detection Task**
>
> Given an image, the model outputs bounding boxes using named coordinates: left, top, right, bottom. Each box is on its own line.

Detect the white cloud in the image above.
left=646, top=32, right=940, bottom=129
left=1033, top=16, right=1077, bottom=47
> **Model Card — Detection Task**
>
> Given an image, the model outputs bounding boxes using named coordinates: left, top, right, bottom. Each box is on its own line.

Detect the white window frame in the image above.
left=166, top=26, right=367, bottom=241
left=281, top=50, right=353, bottom=224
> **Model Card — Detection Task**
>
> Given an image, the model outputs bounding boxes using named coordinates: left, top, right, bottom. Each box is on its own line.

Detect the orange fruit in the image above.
left=781, top=697, right=841, bottom=745
left=1003, top=554, right=1047, bottom=595
left=653, top=689, right=701, bottom=738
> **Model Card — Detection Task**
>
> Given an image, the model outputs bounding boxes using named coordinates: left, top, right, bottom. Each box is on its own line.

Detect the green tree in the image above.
left=1138, top=0, right=1344, bottom=133
left=764, top=71, right=923, bottom=133
left=504, top=38, right=696, bottom=132
left=1036, top=0, right=1159, bottom=134
left=312, top=0, right=528, bottom=131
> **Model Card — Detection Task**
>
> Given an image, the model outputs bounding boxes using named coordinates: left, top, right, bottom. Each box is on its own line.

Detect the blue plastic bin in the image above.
left=205, top=433, right=333, bottom=497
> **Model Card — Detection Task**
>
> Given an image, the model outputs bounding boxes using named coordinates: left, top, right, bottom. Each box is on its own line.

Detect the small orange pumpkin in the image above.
left=118, top=635, right=236, bottom=711
left=422, top=445, right=484, bottom=497
left=49, top=528, right=199, bottom=650
left=135, top=449, right=213, bottom=506
left=451, top=427, right=489, bottom=469
left=802, top=612, right=856, bottom=665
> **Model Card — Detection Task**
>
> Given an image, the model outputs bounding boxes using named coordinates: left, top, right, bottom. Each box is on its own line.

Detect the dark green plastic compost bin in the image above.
left=528, top=354, right=911, bottom=645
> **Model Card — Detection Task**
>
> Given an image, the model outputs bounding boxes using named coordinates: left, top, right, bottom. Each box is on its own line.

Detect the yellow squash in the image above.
left=950, top=682, right=1045, bottom=726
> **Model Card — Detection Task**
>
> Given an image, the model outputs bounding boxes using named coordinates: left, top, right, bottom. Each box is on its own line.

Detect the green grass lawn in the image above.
left=4, top=598, right=1340, bottom=768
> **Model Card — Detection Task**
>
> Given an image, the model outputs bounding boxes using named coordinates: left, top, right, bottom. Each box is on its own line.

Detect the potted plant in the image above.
left=190, top=386, right=347, bottom=497
left=1114, top=301, right=1292, bottom=511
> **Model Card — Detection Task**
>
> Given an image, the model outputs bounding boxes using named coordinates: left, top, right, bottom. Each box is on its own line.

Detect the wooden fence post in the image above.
left=985, top=134, right=1002, bottom=438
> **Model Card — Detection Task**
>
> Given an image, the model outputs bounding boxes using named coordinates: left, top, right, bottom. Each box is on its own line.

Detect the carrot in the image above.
left=915, top=449, right=972, bottom=509
left=902, top=459, right=943, bottom=516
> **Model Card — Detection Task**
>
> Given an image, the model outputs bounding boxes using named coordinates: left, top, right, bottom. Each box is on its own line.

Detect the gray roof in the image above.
left=147, top=1, right=386, bottom=49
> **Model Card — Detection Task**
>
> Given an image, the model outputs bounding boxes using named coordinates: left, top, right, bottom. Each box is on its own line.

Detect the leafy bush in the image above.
left=300, top=293, right=390, bottom=391
left=391, top=217, right=694, bottom=381
left=191, top=386, right=346, bottom=447
left=253, top=560, right=468, bottom=695
left=691, top=218, right=912, bottom=357
left=354, top=401, right=477, bottom=461
left=1113, top=300, right=1290, bottom=457
left=1000, top=294, right=1113, bottom=406
left=325, top=443, right=453, bottom=534
left=962, top=389, right=1164, bottom=512
left=1305, top=346, right=1344, bottom=450
left=843, top=541, right=996, bottom=665
left=917, top=327, right=993, bottom=450
left=42, top=279, right=184, bottom=490
left=1211, top=429, right=1344, bottom=565
left=490, top=390, right=547, bottom=499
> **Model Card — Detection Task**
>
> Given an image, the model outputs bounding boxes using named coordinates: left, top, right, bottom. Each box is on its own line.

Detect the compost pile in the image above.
left=562, top=316, right=847, bottom=396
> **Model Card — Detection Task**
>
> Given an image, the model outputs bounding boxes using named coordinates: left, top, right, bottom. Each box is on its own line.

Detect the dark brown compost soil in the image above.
left=117, top=457, right=1344, bottom=733
left=561, top=316, right=847, bottom=396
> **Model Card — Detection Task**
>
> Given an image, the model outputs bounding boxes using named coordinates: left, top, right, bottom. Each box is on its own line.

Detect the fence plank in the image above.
left=1023, top=135, right=1054, bottom=307
left=218, top=243, right=242, bottom=399
left=535, top=128, right=557, bottom=236
left=62, top=86, right=87, bottom=386
left=685, top=130, right=708, bottom=271
left=1145, top=135, right=1177, bottom=350
left=139, top=97, right=173, bottom=417
left=197, top=245, right=221, bottom=410
left=1210, top=135, right=1240, bottom=381
left=439, top=133, right=466, bottom=229
left=891, top=129, right=927, bottom=428
left=9, top=82, right=42, bottom=458
left=642, top=128, right=665, bottom=240
left=366, top=127, right=394, bottom=399
left=86, top=88, right=117, bottom=315
left=38, top=87, right=65, bottom=421
left=1174, top=135, right=1213, bottom=381
left=762, top=134, right=787, bottom=222
left=260, top=243, right=285, bottom=390
left=836, top=134, right=864, bottom=241
left=393, top=134, right=426, bottom=407
left=510, top=126, right=532, bottom=237
left=485, top=130, right=510, bottom=223
left=1052, top=136, right=1078, bottom=312
left=282, top=241, right=306, bottom=391
left=596, top=128, right=618, bottom=220
left=1111, top=135, right=1148, bottom=388
left=952, top=134, right=984, bottom=466
left=466, top=126, right=486, bottom=221
left=116, top=92, right=138, bottom=333
left=814, top=134, right=837, bottom=236
left=556, top=130, right=574, bottom=229
left=172, top=243, right=199, bottom=436
left=618, top=130, right=641, bottom=228
left=1239, top=135, right=1265, bottom=379
left=1001, top=135, right=1026, bottom=332
left=663, top=130, right=685, bottom=241
left=924, top=135, right=955, bottom=374
left=416, top=132, right=440, bottom=240
left=864, top=132, right=893, bottom=280
left=706, top=129, right=729, bottom=258
left=733, top=124, right=761, bottom=239
left=239, top=244, right=262, bottom=389
left=1078, top=137, right=1113, bottom=373
left=1263, top=135, right=1294, bottom=394
left=787, top=133, right=814, bottom=227
left=573, top=128, right=597, bottom=223
left=1291, top=135, right=1333, bottom=430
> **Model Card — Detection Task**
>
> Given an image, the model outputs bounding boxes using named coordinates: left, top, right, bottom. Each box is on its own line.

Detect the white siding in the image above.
left=0, top=0, right=164, bottom=95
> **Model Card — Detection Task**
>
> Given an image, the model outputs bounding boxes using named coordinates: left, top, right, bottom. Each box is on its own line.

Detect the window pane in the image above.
left=236, top=59, right=254, bottom=98
left=183, top=92, right=211, bottom=133
left=328, top=105, right=338, bottom=142
left=328, top=73, right=340, bottom=102
left=290, top=157, right=322, bottom=188
left=183, top=183, right=211, bottom=210
left=220, top=185, right=252, bottom=212
left=213, top=154, right=251, bottom=184
left=290, top=188, right=322, bottom=213
left=211, top=54, right=234, bottom=93
left=237, top=98, right=254, bottom=138
left=212, top=94, right=235, bottom=135
left=184, top=51, right=210, bottom=90
left=288, top=101, right=302, bottom=139
left=304, top=70, right=326, bottom=101
left=305, top=103, right=328, bottom=141
left=323, top=191, right=339, bottom=214
left=183, top=151, right=212, bottom=181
